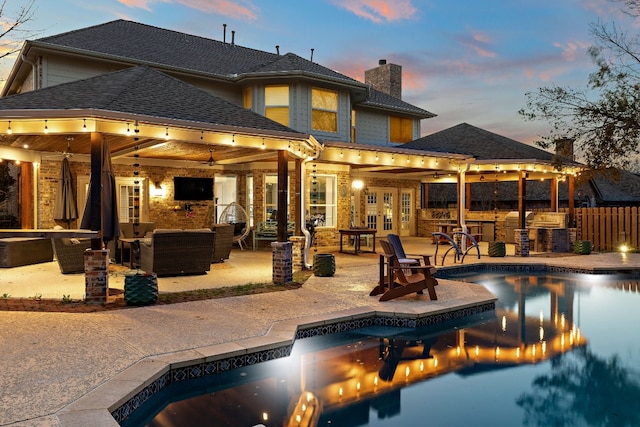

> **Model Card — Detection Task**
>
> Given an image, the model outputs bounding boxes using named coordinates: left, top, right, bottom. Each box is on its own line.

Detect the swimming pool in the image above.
left=124, top=270, right=640, bottom=426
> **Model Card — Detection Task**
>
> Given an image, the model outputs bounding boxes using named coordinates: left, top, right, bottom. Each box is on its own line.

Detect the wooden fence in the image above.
left=572, top=207, right=640, bottom=252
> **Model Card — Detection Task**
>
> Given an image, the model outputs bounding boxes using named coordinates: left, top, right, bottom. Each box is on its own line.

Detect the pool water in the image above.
left=128, top=272, right=640, bottom=427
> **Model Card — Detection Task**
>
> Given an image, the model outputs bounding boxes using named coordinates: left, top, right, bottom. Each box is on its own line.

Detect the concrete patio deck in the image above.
left=1, top=238, right=638, bottom=426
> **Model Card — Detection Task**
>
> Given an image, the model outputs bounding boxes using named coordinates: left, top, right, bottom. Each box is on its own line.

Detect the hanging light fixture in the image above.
left=6, top=121, right=12, bottom=134
left=261, top=138, right=266, bottom=150
left=44, top=120, right=49, bottom=134
left=207, top=148, right=215, bottom=166
left=82, top=118, right=88, bottom=132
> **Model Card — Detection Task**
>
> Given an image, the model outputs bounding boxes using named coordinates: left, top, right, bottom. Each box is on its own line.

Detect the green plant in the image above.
left=30, top=293, right=42, bottom=301
left=1, top=293, right=10, bottom=299
left=574, top=240, right=592, bottom=255
left=62, top=294, right=72, bottom=303
left=488, top=241, right=506, bottom=257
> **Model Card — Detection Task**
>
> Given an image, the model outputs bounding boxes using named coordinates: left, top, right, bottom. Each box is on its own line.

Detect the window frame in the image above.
left=311, top=87, right=338, bottom=133
left=389, top=115, right=413, bottom=143
left=264, top=85, right=289, bottom=127
left=309, top=174, right=337, bottom=228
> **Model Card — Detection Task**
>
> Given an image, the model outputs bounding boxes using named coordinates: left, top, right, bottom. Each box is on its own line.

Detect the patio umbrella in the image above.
left=53, top=157, right=78, bottom=229
left=80, top=140, right=120, bottom=243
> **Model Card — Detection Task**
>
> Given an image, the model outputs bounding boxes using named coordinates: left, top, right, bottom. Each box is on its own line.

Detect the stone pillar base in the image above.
left=514, top=229, right=530, bottom=257
left=84, top=249, right=109, bottom=303
left=271, top=241, right=293, bottom=284
left=290, top=236, right=306, bottom=272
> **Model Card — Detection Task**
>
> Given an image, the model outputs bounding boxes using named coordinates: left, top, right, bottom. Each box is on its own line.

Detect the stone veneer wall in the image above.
left=38, top=159, right=242, bottom=230
left=38, top=159, right=423, bottom=246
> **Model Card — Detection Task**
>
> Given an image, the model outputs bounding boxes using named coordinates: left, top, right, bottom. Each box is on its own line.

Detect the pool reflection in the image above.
left=141, top=273, right=640, bottom=427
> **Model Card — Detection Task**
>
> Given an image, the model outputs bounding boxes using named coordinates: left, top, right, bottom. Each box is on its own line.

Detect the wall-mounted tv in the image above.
left=173, top=177, right=214, bottom=201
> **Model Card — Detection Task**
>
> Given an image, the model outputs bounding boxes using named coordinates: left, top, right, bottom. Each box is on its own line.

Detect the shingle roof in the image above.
left=403, top=122, right=556, bottom=161
left=32, top=20, right=433, bottom=118
left=0, top=65, right=300, bottom=133
left=360, top=87, right=436, bottom=118
left=35, top=20, right=364, bottom=87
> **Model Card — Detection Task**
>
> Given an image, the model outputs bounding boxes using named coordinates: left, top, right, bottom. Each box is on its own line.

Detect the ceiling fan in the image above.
left=61, top=137, right=74, bottom=158
left=43, top=136, right=74, bottom=159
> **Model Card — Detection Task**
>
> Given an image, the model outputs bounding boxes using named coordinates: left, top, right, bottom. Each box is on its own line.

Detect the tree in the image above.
left=519, top=2, right=640, bottom=171
left=0, top=0, right=36, bottom=60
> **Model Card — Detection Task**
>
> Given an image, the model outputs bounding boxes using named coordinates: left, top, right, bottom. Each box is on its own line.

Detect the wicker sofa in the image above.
left=140, top=229, right=215, bottom=276
left=52, top=238, right=92, bottom=274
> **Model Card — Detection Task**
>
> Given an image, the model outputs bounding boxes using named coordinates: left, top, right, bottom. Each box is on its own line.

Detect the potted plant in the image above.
left=574, top=240, right=592, bottom=255
left=488, top=241, right=506, bottom=257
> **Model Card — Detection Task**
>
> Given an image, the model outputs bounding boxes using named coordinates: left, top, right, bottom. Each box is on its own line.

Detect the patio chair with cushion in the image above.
left=387, top=234, right=432, bottom=266
left=211, top=223, right=234, bottom=262
left=139, top=229, right=215, bottom=276
left=372, top=239, right=438, bottom=302
left=52, top=238, right=92, bottom=274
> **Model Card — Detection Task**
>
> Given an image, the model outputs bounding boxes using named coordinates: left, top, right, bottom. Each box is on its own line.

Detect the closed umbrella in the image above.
left=80, top=140, right=120, bottom=243
left=53, top=157, right=78, bottom=229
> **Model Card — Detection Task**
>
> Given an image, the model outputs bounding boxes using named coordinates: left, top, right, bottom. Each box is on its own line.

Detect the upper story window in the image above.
left=265, top=85, right=289, bottom=126
left=351, top=109, right=356, bottom=143
left=312, top=87, right=338, bottom=132
left=243, top=87, right=252, bottom=109
left=389, top=115, right=413, bottom=143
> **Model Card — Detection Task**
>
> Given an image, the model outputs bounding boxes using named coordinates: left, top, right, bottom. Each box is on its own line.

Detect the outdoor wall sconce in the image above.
left=152, top=182, right=165, bottom=198
left=352, top=179, right=364, bottom=190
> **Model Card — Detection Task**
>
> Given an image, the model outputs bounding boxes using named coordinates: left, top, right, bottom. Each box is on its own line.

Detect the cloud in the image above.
left=553, top=40, right=589, bottom=62
left=331, top=0, right=417, bottom=23
left=118, top=0, right=258, bottom=20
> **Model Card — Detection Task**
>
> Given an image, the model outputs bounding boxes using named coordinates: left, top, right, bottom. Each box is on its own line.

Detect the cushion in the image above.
left=233, top=222, right=246, bottom=235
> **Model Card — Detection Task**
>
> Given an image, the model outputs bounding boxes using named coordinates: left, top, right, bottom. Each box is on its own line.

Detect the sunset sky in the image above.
left=1, top=0, right=636, bottom=144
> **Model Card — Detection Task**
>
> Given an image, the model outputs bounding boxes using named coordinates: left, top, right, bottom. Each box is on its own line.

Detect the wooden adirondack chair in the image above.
left=378, top=254, right=438, bottom=301
left=373, top=240, right=438, bottom=302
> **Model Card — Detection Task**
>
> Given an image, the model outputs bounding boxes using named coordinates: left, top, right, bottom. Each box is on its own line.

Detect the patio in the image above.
left=1, top=238, right=639, bottom=426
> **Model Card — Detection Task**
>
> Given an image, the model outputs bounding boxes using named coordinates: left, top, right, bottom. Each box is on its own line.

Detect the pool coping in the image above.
left=56, top=260, right=640, bottom=426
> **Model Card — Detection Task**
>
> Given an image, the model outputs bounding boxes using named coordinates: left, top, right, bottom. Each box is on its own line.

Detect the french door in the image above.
left=366, top=187, right=397, bottom=235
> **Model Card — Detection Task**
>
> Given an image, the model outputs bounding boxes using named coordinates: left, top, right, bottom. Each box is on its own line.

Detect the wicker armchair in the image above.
left=52, top=238, right=92, bottom=274
left=139, top=229, right=215, bottom=276
left=211, top=223, right=234, bottom=263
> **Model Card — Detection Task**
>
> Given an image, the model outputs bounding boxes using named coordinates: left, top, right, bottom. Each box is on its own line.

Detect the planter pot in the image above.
left=313, top=254, right=335, bottom=277
left=124, top=270, right=158, bottom=305
left=488, top=241, right=506, bottom=257
left=574, top=240, right=592, bottom=255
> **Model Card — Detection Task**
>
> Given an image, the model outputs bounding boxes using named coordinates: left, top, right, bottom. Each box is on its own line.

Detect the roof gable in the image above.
left=360, top=87, right=436, bottom=118
left=0, top=66, right=299, bottom=133
left=404, top=122, right=555, bottom=160
left=30, top=20, right=433, bottom=119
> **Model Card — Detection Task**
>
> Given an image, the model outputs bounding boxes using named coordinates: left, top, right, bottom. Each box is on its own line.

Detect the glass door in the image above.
left=400, top=189, right=414, bottom=236
left=366, top=187, right=397, bottom=235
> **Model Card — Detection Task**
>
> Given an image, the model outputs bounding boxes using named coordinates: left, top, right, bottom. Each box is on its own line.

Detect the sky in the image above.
left=0, top=0, right=637, bottom=145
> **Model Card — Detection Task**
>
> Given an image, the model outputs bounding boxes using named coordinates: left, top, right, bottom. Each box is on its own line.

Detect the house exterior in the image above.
left=0, top=20, right=580, bottom=258
left=0, top=19, right=450, bottom=248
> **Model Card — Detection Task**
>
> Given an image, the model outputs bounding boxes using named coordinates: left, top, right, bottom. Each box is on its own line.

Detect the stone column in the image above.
left=271, top=241, right=293, bottom=284
left=84, top=249, right=109, bottom=303
left=514, top=229, right=530, bottom=257
left=290, top=236, right=306, bottom=272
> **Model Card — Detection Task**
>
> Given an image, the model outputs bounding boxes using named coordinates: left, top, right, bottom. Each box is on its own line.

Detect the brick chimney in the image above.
left=555, top=138, right=574, bottom=161
left=365, top=59, right=402, bottom=99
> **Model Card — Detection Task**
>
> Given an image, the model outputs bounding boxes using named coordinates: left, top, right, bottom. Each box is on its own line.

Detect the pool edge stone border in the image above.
left=104, top=299, right=496, bottom=425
